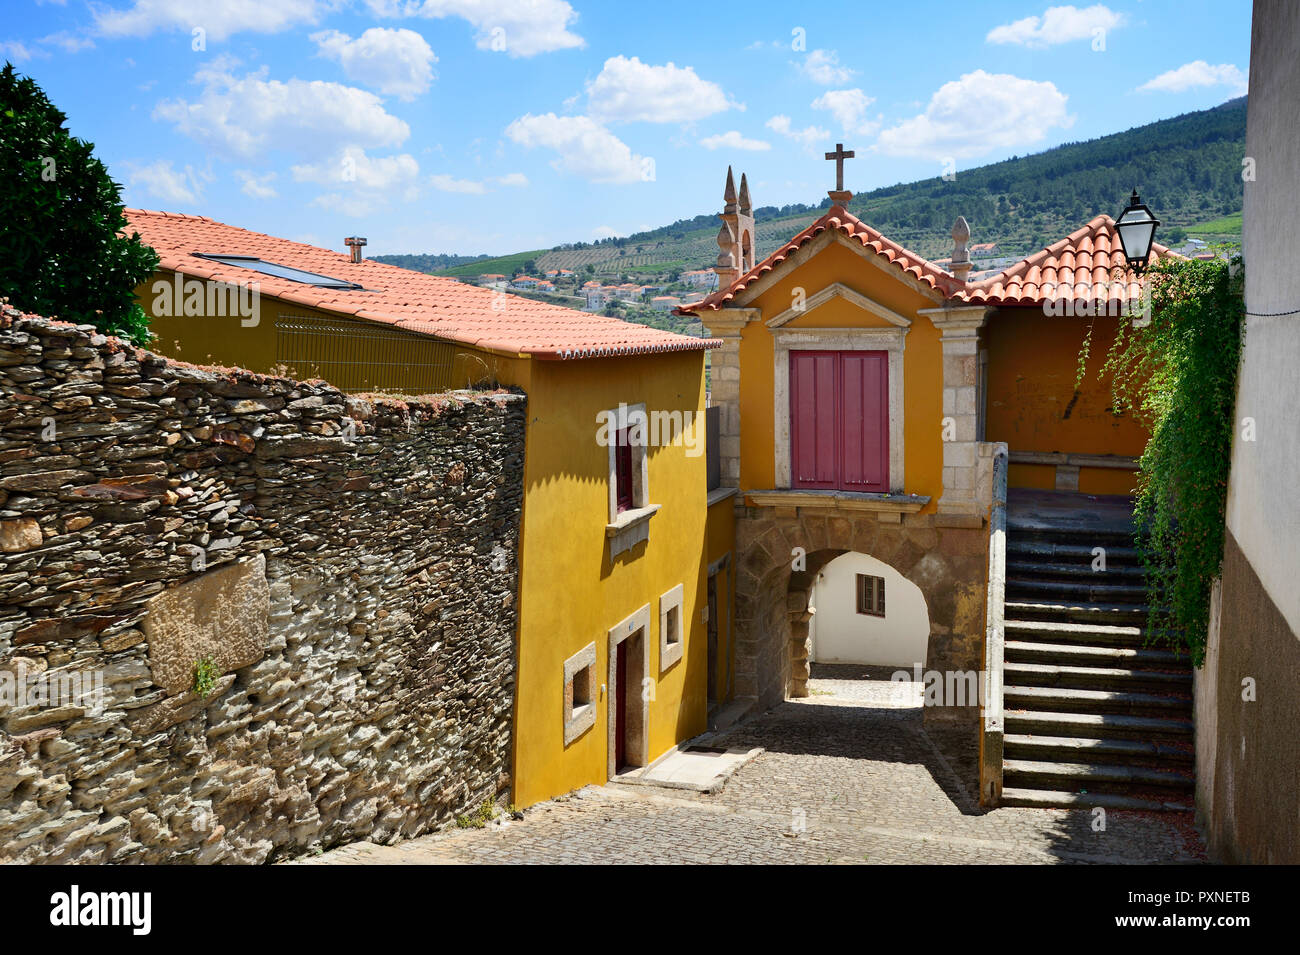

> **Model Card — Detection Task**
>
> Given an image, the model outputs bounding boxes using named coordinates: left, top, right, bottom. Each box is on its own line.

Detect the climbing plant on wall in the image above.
left=1079, top=255, right=1244, bottom=664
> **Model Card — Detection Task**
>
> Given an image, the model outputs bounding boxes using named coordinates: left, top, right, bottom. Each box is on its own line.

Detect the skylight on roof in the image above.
left=193, top=254, right=361, bottom=290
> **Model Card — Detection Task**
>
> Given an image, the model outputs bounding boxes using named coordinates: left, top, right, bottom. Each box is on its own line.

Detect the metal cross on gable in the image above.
left=825, top=143, right=855, bottom=192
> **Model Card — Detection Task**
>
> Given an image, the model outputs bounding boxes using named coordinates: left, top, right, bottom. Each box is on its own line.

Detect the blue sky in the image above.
left=5, top=1, right=1252, bottom=256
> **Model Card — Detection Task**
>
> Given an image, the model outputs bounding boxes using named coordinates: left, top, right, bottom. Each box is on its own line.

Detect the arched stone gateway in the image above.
left=734, top=507, right=988, bottom=723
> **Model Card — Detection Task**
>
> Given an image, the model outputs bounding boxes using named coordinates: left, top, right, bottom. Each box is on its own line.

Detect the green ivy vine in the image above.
left=1078, top=253, right=1244, bottom=664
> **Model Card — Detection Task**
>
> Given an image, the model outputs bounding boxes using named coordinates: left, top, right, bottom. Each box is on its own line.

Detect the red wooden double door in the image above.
left=790, top=349, right=889, bottom=493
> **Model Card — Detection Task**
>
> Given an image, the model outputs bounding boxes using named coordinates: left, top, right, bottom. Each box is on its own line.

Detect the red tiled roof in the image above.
left=682, top=205, right=955, bottom=312
left=955, top=215, right=1177, bottom=308
left=125, top=209, right=717, bottom=360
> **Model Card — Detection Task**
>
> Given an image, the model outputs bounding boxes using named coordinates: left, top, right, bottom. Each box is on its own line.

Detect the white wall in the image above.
left=1227, top=0, right=1300, bottom=636
left=809, top=552, right=929, bottom=668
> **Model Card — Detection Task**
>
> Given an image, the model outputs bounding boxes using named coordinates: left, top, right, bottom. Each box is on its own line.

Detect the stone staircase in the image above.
left=998, top=491, right=1194, bottom=811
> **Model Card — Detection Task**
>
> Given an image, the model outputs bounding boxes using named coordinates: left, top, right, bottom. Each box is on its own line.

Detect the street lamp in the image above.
left=1114, top=190, right=1160, bottom=272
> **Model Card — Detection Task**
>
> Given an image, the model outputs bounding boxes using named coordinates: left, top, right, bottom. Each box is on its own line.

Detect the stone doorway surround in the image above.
left=607, top=604, right=651, bottom=778
left=768, top=283, right=911, bottom=494
left=734, top=495, right=991, bottom=720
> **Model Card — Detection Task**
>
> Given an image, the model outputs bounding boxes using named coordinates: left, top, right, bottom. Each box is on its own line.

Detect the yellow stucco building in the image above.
left=124, top=210, right=729, bottom=807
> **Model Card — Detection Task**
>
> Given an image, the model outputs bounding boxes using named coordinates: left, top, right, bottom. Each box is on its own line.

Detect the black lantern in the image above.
left=1114, top=190, right=1160, bottom=272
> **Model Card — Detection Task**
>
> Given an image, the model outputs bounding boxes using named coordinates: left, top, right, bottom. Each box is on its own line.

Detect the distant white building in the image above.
left=682, top=269, right=719, bottom=289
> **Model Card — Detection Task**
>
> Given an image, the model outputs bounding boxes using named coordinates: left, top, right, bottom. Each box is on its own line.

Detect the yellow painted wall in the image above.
left=985, top=309, right=1148, bottom=495
left=705, top=494, right=737, bottom=703
left=733, top=241, right=946, bottom=511
left=136, top=270, right=525, bottom=393
left=510, top=351, right=711, bottom=807
left=134, top=270, right=716, bottom=808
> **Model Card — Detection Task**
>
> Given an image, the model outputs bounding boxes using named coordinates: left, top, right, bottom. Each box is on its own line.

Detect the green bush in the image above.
left=1083, top=255, right=1245, bottom=663
left=0, top=63, right=158, bottom=344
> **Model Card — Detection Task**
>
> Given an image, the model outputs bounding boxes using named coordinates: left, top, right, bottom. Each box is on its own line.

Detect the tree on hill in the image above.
left=0, top=63, right=158, bottom=344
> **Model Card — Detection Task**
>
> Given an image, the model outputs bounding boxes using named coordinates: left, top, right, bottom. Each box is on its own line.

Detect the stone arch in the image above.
left=734, top=507, right=988, bottom=717
left=740, top=229, right=754, bottom=272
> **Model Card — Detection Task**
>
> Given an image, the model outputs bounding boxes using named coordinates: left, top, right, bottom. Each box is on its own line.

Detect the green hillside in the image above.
left=377, top=97, right=1245, bottom=281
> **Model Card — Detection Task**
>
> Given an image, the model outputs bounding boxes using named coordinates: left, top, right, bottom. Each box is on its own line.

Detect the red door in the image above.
left=790, top=350, right=889, bottom=493
left=790, top=351, right=839, bottom=488
left=840, top=351, right=889, bottom=493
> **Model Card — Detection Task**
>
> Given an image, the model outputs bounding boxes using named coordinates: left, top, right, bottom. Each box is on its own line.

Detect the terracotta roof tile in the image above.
left=125, top=209, right=717, bottom=360
left=955, top=214, right=1177, bottom=308
left=682, top=205, right=955, bottom=313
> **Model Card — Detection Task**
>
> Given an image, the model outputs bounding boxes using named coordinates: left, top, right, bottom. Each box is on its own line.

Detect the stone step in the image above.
left=1003, top=639, right=1190, bottom=670
left=1004, top=684, right=1190, bottom=717
left=1005, top=558, right=1147, bottom=580
left=1004, top=733, right=1194, bottom=767
left=1007, top=539, right=1143, bottom=564
left=1004, top=758, right=1194, bottom=790
left=1004, top=661, right=1191, bottom=693
left=1004, top=521, right=1139, bottom=547
left=1004, top=618, right=1151, bottom=648
left=1005, top=709, right=1193, bottom=741
left=1004, top=599, right=1151, bottom=625
left=1007, top=577, right=1150, bottom=603
left=1005, top=639, right=1187, bottom=669
left=1000, top=787, right=1193, bottom=812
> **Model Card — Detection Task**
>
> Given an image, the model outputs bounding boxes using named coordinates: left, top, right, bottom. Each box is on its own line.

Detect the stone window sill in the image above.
left=606, top=503, right=661, bottom=557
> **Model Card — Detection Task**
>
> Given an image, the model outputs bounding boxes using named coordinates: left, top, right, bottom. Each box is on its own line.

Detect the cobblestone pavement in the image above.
left=300, top=667, right=1208, bottom=865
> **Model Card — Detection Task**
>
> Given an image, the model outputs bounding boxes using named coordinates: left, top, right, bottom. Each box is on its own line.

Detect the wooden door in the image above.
left=614, top=640, right=628, bottom=770
left=706, top=574, right=719, bottom=704
left=790, top=350, right=889, bottom=493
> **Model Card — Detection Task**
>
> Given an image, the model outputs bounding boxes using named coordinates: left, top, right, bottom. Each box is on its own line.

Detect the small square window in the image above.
left=563, top=642, right=598, bottom=745
left=856, top=574, right=886, bottom=617
left=659, top=583, right=685, bottom=673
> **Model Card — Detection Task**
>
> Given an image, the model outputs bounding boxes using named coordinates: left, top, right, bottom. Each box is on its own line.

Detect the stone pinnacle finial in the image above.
left=950, top=216, right=972, bottom=283
left=738, top=173, right=752, bottom=215
left=723, top=166, right=737, bottom=213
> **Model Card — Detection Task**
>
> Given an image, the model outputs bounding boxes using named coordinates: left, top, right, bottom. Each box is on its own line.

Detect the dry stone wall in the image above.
left=0, top=306, right=525, bottom=863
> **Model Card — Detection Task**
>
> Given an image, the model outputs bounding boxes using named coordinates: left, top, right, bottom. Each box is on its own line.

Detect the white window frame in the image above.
left=658, top=582, right=685, bottom=673
left=562, top=642, right=598, bottom=745
left=604, top=401, right=660, bottom=557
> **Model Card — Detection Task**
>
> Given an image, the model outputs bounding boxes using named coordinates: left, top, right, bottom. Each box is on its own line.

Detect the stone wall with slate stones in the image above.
left=0, top=305, right=525, bottom=863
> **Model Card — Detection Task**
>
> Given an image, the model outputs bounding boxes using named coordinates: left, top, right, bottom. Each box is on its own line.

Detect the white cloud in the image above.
left=811, top=89, right=879, bottom=136
left=124, top=159, right=205, bottom=203
left=585, top=55, right=733, bottom=124
left=765, top=114, right=830, bottom=153
left=700, top=130, right=771, bottom=152
left=505, top=113, right=651, bottom=184
left=154, top=62, right=409, bottom=158
left=429, top=173, right=488, bottom=194
left=987, top=4, right=1125, bottom=47
left=365, top=0, right=584, bottom=57
left=799, top=49, right=855, bottom=85
left=311, top=28, right=436, bottom=101
left=876, top=70, right=1072, bottom=160
left=291, top=145, right=421, bottom=191
left=496, top=172, right=528, bottom=187
left=309, top=192, right=381, bottom=218
left=94, top=0, right=328, bottom=41
left=592, top=225, right=619, bottom=239
left=1138, top=60, right=1248, bottom=96
left=40, top=32, right=95, bottom=53
left=0, top=41, right=39, bottom=61
left=235, top=169, right=278, bottom=199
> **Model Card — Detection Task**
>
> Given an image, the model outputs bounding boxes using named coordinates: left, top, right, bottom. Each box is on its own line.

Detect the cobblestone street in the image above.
left=303, top=667, right=1208, bottom=865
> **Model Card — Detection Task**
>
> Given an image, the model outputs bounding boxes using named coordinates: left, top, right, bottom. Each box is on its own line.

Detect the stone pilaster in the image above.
left=921, top=305, right=990, bottom=518
left=702, top=310, right=753, bottom=488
